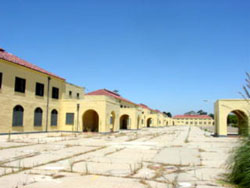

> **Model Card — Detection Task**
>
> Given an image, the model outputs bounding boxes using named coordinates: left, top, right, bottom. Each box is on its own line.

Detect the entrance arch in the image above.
left=215, top=99, right=250, bottom=136
left=147, top=118, right=152, bottom=127
left=227, top=110, right=248, bottom=136
left=120, top=115, right=129, bottom=130
left=82, top=110, right=99, bottom=132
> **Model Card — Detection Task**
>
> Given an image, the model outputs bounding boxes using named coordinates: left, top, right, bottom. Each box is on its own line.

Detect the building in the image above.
left=0, top=48, right=171, bottom=134
left=214, top=99, right=250, bottom=136
left=173, top=115, right=214, bottom=126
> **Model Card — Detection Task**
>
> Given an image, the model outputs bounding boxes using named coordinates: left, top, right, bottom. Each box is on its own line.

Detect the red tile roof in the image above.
left=173, top=115, right=212, bottom=119
left=138, top=104, right=163, bottom=114
left=154, top=109, right=162, bottom=113
left=86, top=89, right=138, bottom=106
left=0, top=48, right=64, bottom=80
left=138, top=104, right=153, bottom=111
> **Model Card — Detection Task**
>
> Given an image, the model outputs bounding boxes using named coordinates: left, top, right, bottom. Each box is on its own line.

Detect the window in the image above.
left=51, top=109, right=58, bottom=126
left=34, top=108, right=43, bottom=126
left=66, top=113, right=74, bottom=125
left=12, top=105, right=24, bottom=126
left=35, top=83, right=44, bottom=96
left=0, top=72, right=2, bottom=89
left=15, top=77, right=26, bottom=93
left=52, top=87, right=59, bottom=99
left=77, top=93, right=80, bottom=99
left=69, top=91, right=72, bottom=97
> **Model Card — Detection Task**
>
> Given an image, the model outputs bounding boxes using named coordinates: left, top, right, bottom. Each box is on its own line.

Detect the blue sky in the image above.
left=1, top=0, right=249, bottom=115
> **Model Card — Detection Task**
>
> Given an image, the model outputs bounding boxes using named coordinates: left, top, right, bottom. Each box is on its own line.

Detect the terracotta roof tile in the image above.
left=138, top=104, right=163, bottom=114
left=173, top=115, right=212, bottom=119
left=0, top=48, right=64, bottom=80
left=86, top=89, right=138, bottom=106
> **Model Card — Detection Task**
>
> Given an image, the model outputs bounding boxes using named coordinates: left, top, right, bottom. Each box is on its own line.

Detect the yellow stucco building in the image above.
left=214, top=99, right=250, bottom=136
left=0, top=48, right=172, bottom=134
left=173, top=115, right=214, bottom=126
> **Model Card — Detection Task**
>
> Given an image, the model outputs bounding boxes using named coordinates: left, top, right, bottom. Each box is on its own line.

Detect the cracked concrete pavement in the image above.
left=0, top=126, right=238, bottom=188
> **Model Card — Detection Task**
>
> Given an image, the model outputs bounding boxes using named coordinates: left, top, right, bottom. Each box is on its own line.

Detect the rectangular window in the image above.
left=15, top=77, right=26, bottom=93
left=52, top=87, right=59, bottom=99
left=35, top=83, right=44, bottom=96
left=77, top=93, right=80, bottom=99
left=69, top=91, right=72, bottom=97
left=0, top=72, right=2, bottom=89
left=66, top=113, right=74, bottom=125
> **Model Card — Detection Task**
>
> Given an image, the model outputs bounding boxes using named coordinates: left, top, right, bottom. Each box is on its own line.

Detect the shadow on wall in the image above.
left=82, top=110, right=99, bottom=132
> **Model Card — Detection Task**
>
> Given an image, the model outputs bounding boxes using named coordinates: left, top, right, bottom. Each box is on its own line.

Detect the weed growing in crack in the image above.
left=7, top=131, right=11, bottom=142
left=68, top=159, right=74, bottom=172
left=85, top=163, right=89, bottom=175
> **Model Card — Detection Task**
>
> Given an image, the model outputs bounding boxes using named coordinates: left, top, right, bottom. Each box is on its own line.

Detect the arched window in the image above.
left=51, top=109, right=58, bottom=126
left=12, top=105, right=24, bottom=126
left=34, top=108, right=43, bottom=126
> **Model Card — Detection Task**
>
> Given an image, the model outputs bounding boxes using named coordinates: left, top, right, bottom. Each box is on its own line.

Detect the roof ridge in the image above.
left=103, top=89, right=120, bottom=96
left=0, top=49, right=65, bottom=80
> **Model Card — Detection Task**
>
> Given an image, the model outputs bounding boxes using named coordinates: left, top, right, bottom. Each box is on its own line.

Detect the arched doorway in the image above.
left=147, top=118, right=152, bottom=127
left=82, top=110, right=99, bottom=132
left=120, top=115, right=129, bottom=130
left=110, top=111, right=115, bottom=132
left=227, top=110, right=248, bottom=136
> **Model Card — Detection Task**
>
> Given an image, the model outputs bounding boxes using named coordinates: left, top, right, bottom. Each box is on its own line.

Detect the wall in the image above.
left=214, top=99, right=250, bottom=136
left=0, top=59, right=64, bottom=133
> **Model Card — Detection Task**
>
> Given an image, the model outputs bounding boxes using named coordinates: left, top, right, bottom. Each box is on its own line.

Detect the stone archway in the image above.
left=227, top=110, right=248, bottom=136
left=82, top=110, right=99, bottom=132
left=120, top=115, right=129, bottom=130
left=214, top=99, right=250, bottom=136
left=147, top=118, right=152, bottom=128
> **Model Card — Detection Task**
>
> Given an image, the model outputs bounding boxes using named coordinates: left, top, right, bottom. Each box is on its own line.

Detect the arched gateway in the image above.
left=82, top=110, right=99, bottom=132
left=147, top=118, right=152, bottom=127
left=214, top=99, right=250, bottom=136
left=120, top=115, right=129, bottom=129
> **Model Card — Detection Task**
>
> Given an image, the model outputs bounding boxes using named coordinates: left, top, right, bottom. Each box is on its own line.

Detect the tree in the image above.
left=227, top=114, right=238, bottom=127
left=197, top=110, right=208, bottom=115
left=208, top=113, right=214, bottom=119
left=240, top=72, right=250, bottom=100
left=184, top=111, right=197, bottom=115
left=163, top=112, right=172, bottom=117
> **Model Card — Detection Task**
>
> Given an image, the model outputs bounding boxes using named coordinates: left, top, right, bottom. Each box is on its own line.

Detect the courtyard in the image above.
left=0, top=126, right=238, bottom=188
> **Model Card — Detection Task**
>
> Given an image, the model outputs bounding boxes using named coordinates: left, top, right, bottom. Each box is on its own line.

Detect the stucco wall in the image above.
left=214, top=99, right=250, bottom=136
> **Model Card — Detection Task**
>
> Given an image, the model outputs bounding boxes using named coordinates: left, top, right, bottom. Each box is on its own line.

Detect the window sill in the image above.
left=14, top=92, right=26, bottom=97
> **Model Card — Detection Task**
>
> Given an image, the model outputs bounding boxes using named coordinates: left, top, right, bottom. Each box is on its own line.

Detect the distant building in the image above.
left=173, top=115, right=214, bottom=126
